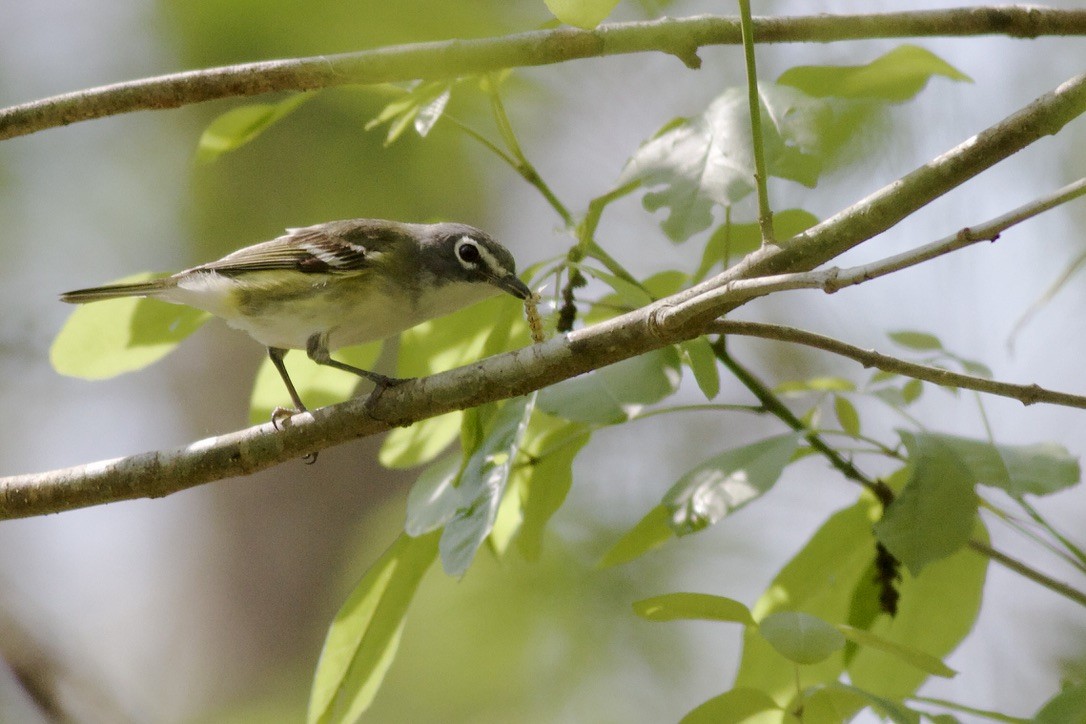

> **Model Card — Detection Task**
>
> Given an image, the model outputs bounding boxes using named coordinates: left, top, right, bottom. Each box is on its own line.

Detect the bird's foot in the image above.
left=271, top=406, right=302, bottom=431
left=270, top=406, right=319, bottom=464
left=363, top=375, right=412, bottom=424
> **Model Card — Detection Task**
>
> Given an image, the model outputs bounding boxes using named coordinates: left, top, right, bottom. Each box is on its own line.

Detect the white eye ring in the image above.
left=454, top=237, right=482, bottom=269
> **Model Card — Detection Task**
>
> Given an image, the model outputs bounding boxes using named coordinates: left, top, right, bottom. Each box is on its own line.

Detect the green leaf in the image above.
left=643, top=270, right=690, bottom=298
left=835, top=625, right=955, bottom=678
left=842, top=558, right=883, bottom=665
left=778, top=45, right=971, bottom=102
left=680, top=687, right=788, bottom=724
left=513, top=418, right=591, bottom=561
left=874, top=433, right=979, bottom=575
left=544, top=0, right=621, bottom=29
left=888, top=330, right=943, bottom=351
left=398, top=295, right=522, bottom=378
left=869, top=369, right=898, bottom=385
left=248, top=342, right=382, bottom=424
left=307, top=532, right=437, bottom=724
left=581, top=268, right=686, bottom=325
left=580, top=266, right=654, bottom=309
left=1035, top=681, right=1086, bottom=724
left=758, top=612, right=845, bottom=665
left=52, top=275, right=210, bottom=379
left=618, top=83, right=828, bottom=241
left=197, top=92, right=313, bottom=163
left=833, top=396, right=861, bottom=436
left=820, top=683, right=922, bottom=724
left=538, top=347, right=682, bottom=424
left=598, top=504, right=675, bottom=567
left=664, top=433, right=803, bottom=535
left=848, top=521, right=988, bottom=701
left=696, top=209, right=819, bottom=280
left=365, top=81, right=454, bottom=145
left=907, top=431, right=1080, bottom=497
left=633, top=593, right=755, bottom=625
left=404, top=454, right=463, bottom=537
left=439, top=396, right=534, bottom=577
left=901, top=378, right=924, bottom=404
left=958, top=358, right=993, bottom=379
left=681, top=338, right=721, bottom=400
left=736, top=500, right=878, bottom=703
left=800, top=687, right=868, bottom=724
left=379, top=412, right=462, bottom=469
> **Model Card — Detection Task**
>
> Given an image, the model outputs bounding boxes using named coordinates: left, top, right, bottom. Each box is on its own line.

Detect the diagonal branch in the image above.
left=709, top=319, right=1086, bottom=409
left=2, top=71, right=1085, bottom=520
left=658, top=177, right=1086, bottom=327
left=651, top=71, right=1086, bottom=336
left=2, top=8, right=1085, bottom=141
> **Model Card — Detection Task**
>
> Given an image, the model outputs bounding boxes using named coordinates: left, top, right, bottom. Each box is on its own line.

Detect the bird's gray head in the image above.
left=416, top=222, right=530, bottom=300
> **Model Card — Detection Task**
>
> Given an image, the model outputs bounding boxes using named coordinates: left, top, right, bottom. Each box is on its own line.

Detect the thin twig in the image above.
left=651, top=75, right=1086, bottom=335
left=968, top=538, right=1086, bottom=608
left=659, top=178, right=1086, bottom=330
left=737, top=0, right=775, bottom=244
left=711, top=339, right=886, bottom=498
left=981, top=498, right=1086, bottom=573
left=2, top=9, right=1085, bottom=141
left=708, top=319, right=1086, bottom=410
left=484, top=79, right=575, bottom=228
left=1014, top=495, right=1086, bottom=570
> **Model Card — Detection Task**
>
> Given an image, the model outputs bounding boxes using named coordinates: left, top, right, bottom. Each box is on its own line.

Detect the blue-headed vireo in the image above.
left=60, top=218, right=531, bottom=413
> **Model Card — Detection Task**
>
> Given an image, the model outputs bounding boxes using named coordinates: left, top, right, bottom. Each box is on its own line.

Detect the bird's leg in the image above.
left=306, top=333, right=409, bottom=419
left=269, top=347, right=319, bottom=464
left=268, top=347, right=308, bottom=425
left=305, top=333, right=405, bottom=389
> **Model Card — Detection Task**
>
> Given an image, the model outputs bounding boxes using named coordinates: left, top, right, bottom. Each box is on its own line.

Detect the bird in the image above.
left=60, top=218, right=531, bottom=414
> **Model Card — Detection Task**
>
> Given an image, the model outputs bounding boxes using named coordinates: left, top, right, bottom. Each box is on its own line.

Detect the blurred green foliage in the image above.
left=163, top=0, right=533, bottom=262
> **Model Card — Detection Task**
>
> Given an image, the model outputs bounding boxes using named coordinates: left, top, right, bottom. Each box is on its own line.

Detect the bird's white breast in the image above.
left=160, top=270, right=500, bottom=351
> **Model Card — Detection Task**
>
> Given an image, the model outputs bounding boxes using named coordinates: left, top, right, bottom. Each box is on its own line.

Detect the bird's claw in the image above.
left=270, top=406, right=319, bottom=463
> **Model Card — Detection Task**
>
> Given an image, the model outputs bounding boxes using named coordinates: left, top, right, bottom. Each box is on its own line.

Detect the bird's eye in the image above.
left=456, top=238, right=482, bottom=267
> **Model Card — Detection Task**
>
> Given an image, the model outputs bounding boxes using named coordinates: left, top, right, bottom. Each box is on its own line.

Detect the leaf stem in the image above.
left=1014, top=495, right=1086, bottom=571
left=631, top=402, right=766, bottom=421
left=968, top=538, right=1086, bottom=608
left=443, top=113, right=519, bottom=167
left=737, top=0, right=775, bottom=245
left=484, top=78, right=575, bottom=228
left=909, top=695, right=1029, bottom=724
left=814, top=429, right=905, bottom=460
left=710, top=338, right=885, bottom=499
left=575, top=182, right=644, bottom=289
left=980, top=498, right=1086, bottom=573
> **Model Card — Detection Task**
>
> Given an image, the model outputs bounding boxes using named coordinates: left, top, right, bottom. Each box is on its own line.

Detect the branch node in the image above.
left=648, top=302, right=678, bottom=341
left=669, top=44, right=702, bottom=69
left=821, top=267, right=843, bottom=293
left=1021, top=383, right=1045, bottom=406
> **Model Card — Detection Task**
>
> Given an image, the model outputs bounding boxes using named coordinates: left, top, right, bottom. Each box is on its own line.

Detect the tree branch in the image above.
left=659, top=177, right=1086, bottom=328
left=651, top=71, right=1086, bottom=335
left=708, top=319, right=1086, bottom=410
left=1, top=7, right=1084, bottom=141
left=3, top=68, right=1085, bottom=520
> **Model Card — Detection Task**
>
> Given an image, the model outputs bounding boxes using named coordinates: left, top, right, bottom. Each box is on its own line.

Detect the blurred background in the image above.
left=0, top=0, right=1083, bottom=721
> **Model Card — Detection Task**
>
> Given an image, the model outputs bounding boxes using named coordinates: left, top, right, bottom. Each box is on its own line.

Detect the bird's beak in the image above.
left=495, top=273, right=532, bottom=300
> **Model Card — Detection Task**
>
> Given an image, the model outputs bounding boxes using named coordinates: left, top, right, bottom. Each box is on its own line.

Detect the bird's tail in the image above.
left=60, top=278, right=174, bottom=304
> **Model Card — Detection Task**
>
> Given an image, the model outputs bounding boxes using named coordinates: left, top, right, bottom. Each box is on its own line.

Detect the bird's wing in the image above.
left=197, top=220, right=408, bottom=276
